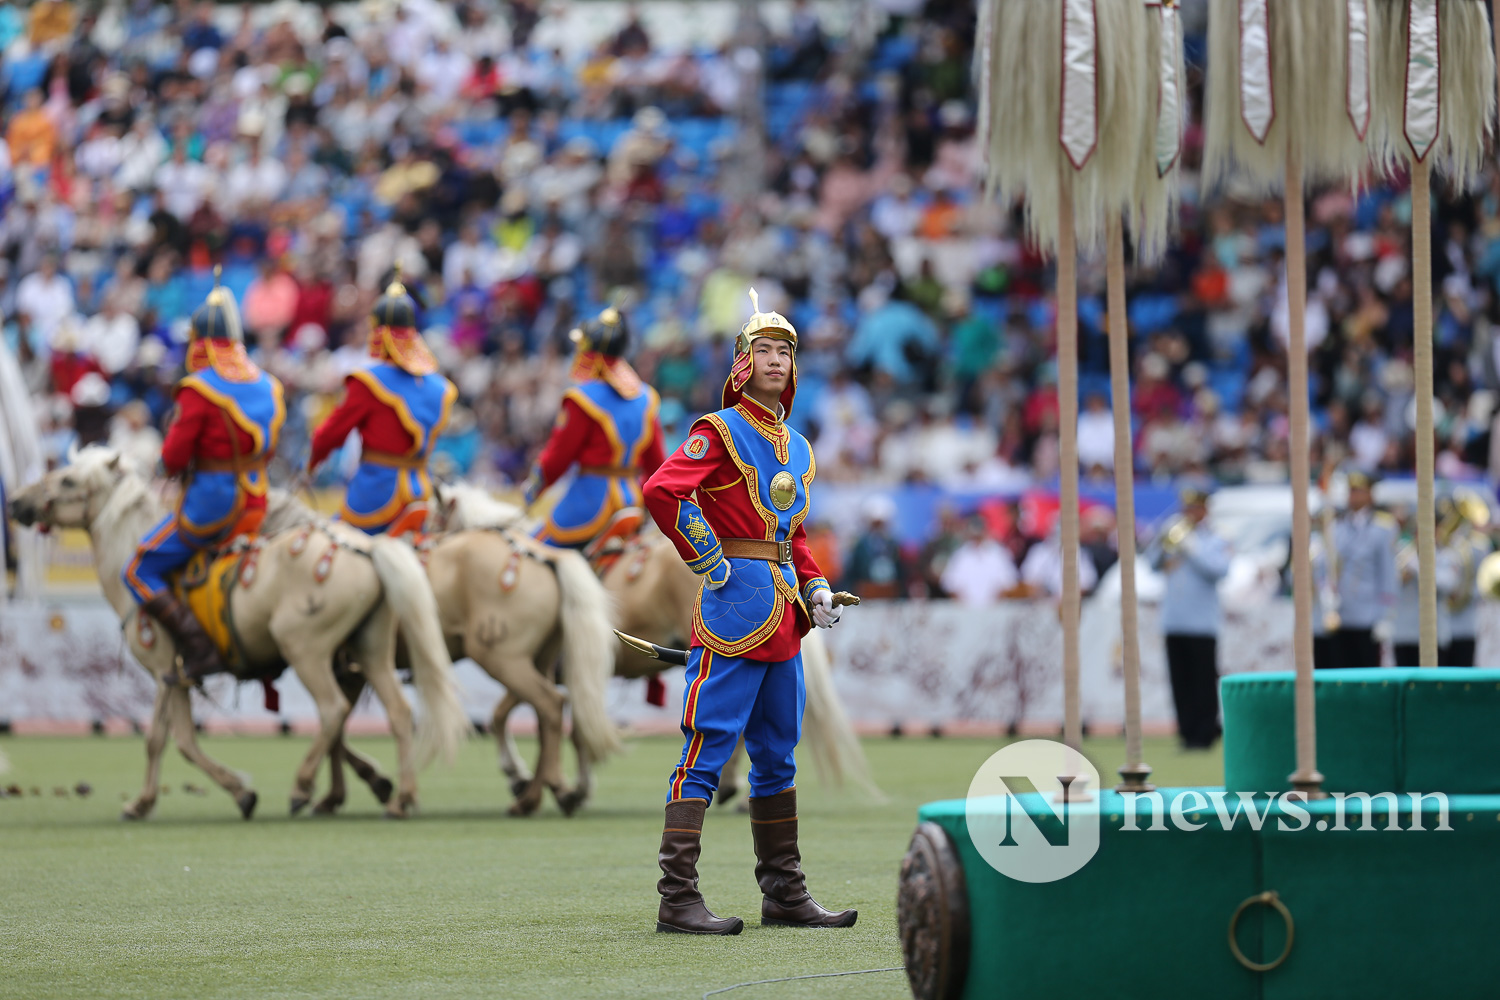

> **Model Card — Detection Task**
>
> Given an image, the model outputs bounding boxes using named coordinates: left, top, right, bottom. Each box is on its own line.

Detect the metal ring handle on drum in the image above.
left=1228, top=890, right=1295, bottom=973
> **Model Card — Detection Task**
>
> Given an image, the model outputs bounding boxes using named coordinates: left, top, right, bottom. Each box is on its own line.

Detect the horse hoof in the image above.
left=120, top=809, right=141, bottom=822
left=734, top=800, right=750, bottom=815
left=288, top=795, right=309, bottom=817
left=509, top=778, right=531, bottom=799
left=556, top=791, right=586, bottom=817
left=371, top=777, right=394, bottom=804
left=716, top=786, right=740, bottom=808
left=381, top=807, right=407, bottom=820
left=312, top=798, right=342, bottom=816
left=237, top=791, right=258, bottom=820
left=508, top=798, right=540, bottom=817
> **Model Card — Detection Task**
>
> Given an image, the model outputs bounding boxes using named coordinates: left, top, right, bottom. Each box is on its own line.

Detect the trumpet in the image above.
left=1158, top=514, right=1195, bottom=555
left=1438, top=488, right=1491, bottom=545
left=1478, top=551, right=1500, bottom=600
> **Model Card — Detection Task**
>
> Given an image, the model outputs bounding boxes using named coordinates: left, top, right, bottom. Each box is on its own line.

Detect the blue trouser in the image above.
left=123, top=514, right=225, bottom=603
left=123, top=475, right=248, bottom=603
left=668, top=646, right=805, bottom=802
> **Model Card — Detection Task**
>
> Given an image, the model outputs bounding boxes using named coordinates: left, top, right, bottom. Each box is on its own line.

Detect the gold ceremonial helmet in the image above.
left=735, top=287, right=798, bottom=355
left=723, top=287, right=800, bottom=414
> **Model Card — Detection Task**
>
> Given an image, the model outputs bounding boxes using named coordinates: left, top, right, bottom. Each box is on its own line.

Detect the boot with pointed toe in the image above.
left=143, top=593, right=228, bottom=686
left=750, top=788, right=857, bottom=928
left=656, top=798, right=743, bottom=935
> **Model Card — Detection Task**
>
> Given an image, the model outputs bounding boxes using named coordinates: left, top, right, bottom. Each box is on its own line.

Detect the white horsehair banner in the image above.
left=1403, top=0, right=1440, bottom=161
left=1238, top=0, right=1274, bottom=143
left=1060, top=0, right=1099, bottom=169
left=1346, top=0, right=1371, bottom=140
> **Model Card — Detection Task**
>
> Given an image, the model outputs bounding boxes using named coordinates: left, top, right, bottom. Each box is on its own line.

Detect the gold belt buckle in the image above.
left=777, top=539, right=793, bottom=563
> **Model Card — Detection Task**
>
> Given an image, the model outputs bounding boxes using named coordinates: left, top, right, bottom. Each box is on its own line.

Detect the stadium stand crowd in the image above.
left=4, top=0, right=1500, bottom=599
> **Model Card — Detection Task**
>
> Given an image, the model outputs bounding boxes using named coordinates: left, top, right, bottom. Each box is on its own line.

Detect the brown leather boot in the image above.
left=750, top=788, right=858, bottom=928
left=142, top=593, right=228, bottom=686
left=656, top=798, right=743, bottom=935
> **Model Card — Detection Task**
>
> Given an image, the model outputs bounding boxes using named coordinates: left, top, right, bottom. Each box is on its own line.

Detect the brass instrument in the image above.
left=1159, top=515, right=1194, bottom=556
left=1439, top=489, right=1490, bottom=613
left=1437, top=488, right=1491, bottom=546
left=1478, top=551, right=1500, bottom=600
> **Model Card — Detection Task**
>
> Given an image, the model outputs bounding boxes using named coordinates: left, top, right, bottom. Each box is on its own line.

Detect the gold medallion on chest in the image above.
left=769, top=471, right=797, bottom=510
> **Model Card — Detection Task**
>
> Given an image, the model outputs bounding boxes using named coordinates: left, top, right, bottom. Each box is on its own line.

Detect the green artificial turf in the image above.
left=0, top=733, right=1222, bottom=1000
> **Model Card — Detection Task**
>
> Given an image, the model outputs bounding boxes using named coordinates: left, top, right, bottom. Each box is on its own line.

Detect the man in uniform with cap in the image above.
left=523, top=307, right=665, bottom=548
left=1322, top=471, right=1398, bottom=669
left=123, top=272, right=285, bottom=685
left=641, top=290, right=856, bottom=935
left=1151, top=487, right=1232, bottom=749
left=308, top=271, right=457, bottom=538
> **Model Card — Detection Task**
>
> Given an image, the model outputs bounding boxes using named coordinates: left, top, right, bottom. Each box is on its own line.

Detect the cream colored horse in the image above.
left=6, top=446, right=468, bottom=820
left=436, top=483, right=880, bottom=805
left=267, top=495, right=622, bottom=816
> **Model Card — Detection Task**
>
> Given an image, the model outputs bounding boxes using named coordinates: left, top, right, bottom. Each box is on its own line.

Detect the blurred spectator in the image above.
left=939, top=516, right=1019, bottom=606
left=843, top=496, right=908, bottom=599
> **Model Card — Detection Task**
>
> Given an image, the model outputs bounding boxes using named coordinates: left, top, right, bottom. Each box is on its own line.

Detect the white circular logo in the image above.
left=966, top=739, right=1102, bottom=883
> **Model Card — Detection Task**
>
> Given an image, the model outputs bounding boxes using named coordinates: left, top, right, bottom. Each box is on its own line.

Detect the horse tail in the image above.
left=369, top=537, right=467, bottom=767
left=800, top=629, right=885, bottom=801
left=550, top=548, right=622, bottom=763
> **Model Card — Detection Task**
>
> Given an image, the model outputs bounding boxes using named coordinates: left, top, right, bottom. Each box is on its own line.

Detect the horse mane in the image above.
left=444, top=483, right=526, bottom=530
left=262, top=488, right=325, bottom=535
left=89, top=452, right=155, bottom=538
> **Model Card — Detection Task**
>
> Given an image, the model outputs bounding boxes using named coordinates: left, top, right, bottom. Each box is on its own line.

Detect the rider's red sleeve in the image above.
left=160, top=387, right=210, bottom=477
left=308, top=377, right=377, bottom=470
left=535, top=397, right=591, bottom=490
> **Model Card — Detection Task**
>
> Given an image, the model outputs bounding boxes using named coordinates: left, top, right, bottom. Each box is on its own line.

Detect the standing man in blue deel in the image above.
left=642, top=289, right=856, bottom=935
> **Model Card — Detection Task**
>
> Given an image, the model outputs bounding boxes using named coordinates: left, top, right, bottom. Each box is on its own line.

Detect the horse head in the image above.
left=7, top=446, right=130, bottom=532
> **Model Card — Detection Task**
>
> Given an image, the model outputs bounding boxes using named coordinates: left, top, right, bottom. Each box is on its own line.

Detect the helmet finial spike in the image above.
left=748, top=287, right=760, bottom=315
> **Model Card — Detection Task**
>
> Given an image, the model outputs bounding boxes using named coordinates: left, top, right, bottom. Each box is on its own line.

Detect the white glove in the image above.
left=703, top=558, right=731, bottom=591
left=1372, top=619, right=1393, bottom=645
left=811, top=589, right=841, bottom=629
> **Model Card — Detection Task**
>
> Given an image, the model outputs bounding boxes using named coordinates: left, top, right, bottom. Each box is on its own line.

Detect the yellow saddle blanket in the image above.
left=170, top=545, right=257, bottom=660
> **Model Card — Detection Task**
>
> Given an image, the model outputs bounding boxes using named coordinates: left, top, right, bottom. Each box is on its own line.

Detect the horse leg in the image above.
left=559, top=723, right=594, bottom=818
left=165, top=687, right=257, bottom=819
left=362, top=658, right=418, bottom=818
left=340, top=740, right=394, bottom=805
left=475, top=652, right=568, bottom=816
left=490, top=690, right=532, bottom=798
left=122, top=682, right=173, bottom=821
left=286, top=655, right=350, bottom=816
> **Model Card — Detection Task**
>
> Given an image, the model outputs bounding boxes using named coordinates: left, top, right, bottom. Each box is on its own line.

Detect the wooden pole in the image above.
left=1412, top=157, right=1438, bottom=667
left=1284, top=137, right=1324, bottom=797
left=1057, top=167, right=1083, bottom=757
left=1107, top=215, right=1151, bottom=791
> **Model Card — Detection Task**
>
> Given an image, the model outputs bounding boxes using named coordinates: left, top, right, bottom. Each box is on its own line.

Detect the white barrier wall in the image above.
left=5, top=598, right=1500, bottom=729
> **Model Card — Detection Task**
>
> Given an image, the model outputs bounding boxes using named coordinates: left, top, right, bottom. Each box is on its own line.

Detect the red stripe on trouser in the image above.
left=671, top=649, right=713, bottom=799
left=124, top=519, right=180, bottom=602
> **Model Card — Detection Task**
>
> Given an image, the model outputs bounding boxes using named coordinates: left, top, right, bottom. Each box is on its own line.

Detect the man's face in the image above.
left=1349, top=486, right=1371, bottom=511
left=748, top=338, right=792, bottom=398
left=1184, top=501, right=1207, bottom=524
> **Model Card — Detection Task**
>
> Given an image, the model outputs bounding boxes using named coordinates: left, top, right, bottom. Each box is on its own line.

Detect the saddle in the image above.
left=166, top=510, right=266, bottom=673
left=582, top=506, right=648, bottom=576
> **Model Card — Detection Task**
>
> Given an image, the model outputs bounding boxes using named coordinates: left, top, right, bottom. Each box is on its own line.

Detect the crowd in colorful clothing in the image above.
left=6, top=0, right=1500, bottom=598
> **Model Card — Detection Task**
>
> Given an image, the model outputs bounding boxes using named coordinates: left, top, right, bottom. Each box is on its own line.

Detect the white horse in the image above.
left=266, top=491, right=621, bottom=816
left=6, top=446, right=469, bottom=820
left=434, top=483, right=882, bottom=805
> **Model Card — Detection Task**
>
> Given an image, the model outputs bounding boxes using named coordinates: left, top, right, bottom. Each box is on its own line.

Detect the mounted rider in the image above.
left=122, top=271, right=285, bottom=685
left=308, top=270, right=457, bottom=537
left=641, top=288, right=854, bottom=935
left=524, top=306, right=665, bottom=548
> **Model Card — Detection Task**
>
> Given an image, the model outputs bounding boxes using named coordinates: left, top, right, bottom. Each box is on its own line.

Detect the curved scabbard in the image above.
left=613, top=630, right=689, bottom=667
